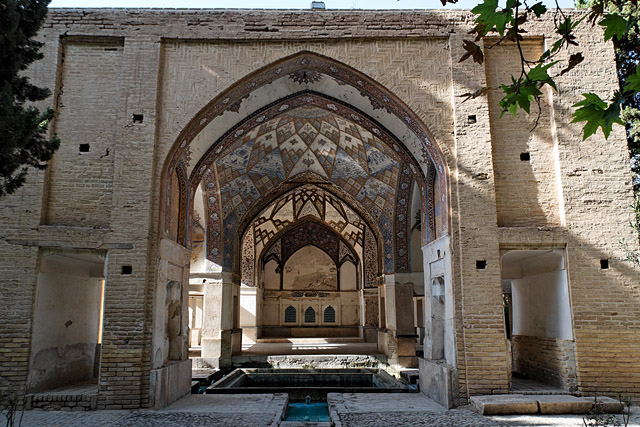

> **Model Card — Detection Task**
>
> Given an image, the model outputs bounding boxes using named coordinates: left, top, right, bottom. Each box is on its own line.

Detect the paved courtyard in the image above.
left=10, top=393, right=639, bottom=426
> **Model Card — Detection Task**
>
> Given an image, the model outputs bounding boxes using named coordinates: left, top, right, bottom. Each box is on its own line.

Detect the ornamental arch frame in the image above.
left=159, top=51, right=451, bottom=275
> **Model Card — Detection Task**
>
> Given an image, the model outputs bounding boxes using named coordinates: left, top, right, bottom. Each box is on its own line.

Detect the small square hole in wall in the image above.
left=520, top=152, right=531, bottom=161
left=79, top=144, right=90, bottom=153
left=467, top=115, right=477, bottom=124
left=600, top=259, right=609, bottom=270
left=121, top=265, right=132, bottom=275
left=133, top=114, right=144, bottom=124
left=476, top=260, right=487, bottom=270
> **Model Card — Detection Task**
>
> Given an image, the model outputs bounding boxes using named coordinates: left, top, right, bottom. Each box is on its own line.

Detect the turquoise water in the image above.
left=284, top=402, right=330, bottom=422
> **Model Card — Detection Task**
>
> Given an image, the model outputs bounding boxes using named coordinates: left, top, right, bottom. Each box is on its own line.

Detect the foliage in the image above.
left=443, top=0, right=640, bottom=142
left=0, top=0, right=59, bottom=198
left=620, top=192, right=640, bottom=266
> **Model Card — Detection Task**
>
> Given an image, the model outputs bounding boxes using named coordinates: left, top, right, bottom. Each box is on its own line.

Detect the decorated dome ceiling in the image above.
left=252, top=184, right=367, bottom=255
left=213, top=104, right=403, bottom=224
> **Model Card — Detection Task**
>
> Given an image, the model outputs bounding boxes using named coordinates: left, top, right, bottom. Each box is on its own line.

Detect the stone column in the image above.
left=239, top=285, right=261, bottom=344
left=360, top=288, right=378, bottom=343
left=378, top=274, right=418, bottom=367
left=200, top=271, right=240, bottom=367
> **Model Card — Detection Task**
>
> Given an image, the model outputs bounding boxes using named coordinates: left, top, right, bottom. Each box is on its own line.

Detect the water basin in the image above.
left=206, top=368, right=412, bottom=400
left=284, top=401, right=330, bottom=422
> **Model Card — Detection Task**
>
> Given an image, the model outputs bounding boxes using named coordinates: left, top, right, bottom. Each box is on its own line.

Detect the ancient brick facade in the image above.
left=0, top=8, right=639, bottom=409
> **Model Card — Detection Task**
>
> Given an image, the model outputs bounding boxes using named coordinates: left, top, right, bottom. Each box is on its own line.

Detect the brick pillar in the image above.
left=448, top=33, right=509, bottom=396
left=97, top=36, right=162, bottom=409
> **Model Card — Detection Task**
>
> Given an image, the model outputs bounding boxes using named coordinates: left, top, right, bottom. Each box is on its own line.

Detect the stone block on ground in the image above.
left=535, top=395, right=593, bottom=414
left=470, top=394, right=538, bottom=415
left=590, top=396, right=625, bottom=413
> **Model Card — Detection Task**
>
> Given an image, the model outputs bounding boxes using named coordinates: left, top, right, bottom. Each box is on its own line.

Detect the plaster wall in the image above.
left=264, top=260, right=279, bottom=290
left=283, top=246, right=338, bottom=291
left=262, top=290, right=359, bottom=328
left=27, top=253, right=104, bottom=393
left=512, top=270, right=572, bottom=339
left=240, top=286, right=261, bottom=342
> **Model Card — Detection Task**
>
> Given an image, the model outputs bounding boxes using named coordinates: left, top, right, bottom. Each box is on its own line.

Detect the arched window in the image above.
left=284, top=305, right=296, bottom=323
left=324, top=306, right=336, bottom=323
left=304, top=306, right=315, bottom=323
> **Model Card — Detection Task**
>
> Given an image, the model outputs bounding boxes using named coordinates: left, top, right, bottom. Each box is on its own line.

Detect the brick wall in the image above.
left=44, top=37, right=123, bottom=227
left=485, top=40, right=562, bottom=227
left=512, top=335, right=577, bottom=392
left=0, top=9, right=638, bottom=409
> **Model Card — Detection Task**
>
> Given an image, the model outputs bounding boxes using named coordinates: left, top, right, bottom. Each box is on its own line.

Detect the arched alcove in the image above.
left=159, top=51, right=452, bottom=366
left=501, top=249, right=576, bottom=392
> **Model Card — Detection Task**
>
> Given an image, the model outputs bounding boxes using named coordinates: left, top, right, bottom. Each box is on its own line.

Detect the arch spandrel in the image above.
left=161, top=51, right=450, bottom=274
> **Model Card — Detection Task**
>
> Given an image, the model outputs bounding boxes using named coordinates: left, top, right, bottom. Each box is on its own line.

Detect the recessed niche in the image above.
left=133, top=114, right=144, bottom=123
left=79, top=144, right=90, bottom=153
left=121, top=265, right=133, bottom=275
left=520, top=152, right=531, bottom=161
left=467, top=115, right=477, bottom=124
left=476, top=260, right=487, bottom=270
left=600, top=259, right=609, bottom=270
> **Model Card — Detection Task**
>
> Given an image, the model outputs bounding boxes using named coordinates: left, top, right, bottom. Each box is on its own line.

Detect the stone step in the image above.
left=231, top=354, right=386, bottom=369
left=470, top=394, right=625, bottom=415
left=192, top=368, right=223, bottom=385
left=257, top=337, right=365, bottom=343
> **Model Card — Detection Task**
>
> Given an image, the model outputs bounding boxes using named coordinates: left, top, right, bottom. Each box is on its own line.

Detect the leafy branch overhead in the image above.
left=0, top=0, right=59, bottom=198
left=446, top=0, right=640, bottom=141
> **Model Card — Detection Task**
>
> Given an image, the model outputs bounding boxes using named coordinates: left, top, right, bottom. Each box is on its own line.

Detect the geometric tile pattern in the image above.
left=252, top=184, right=365, bottom=251
left=186, top=92, right=436, bottom=273
left=364, top=227, right=378, bottom=288
left=166, top=52, right=451, bottom=273
left=241, top=225, right=254, bottom=287
left=214, top=105, right=400, bottom=226
left=394, top=166, right=413, bottom=272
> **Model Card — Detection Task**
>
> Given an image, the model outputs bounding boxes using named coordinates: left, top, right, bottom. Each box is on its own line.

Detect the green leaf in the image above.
left=582, top=118, right=600, bottom=140
left=530, top=2, right=547, bottom=18
left=471, top=0, right=512, bottom=36
left=571, top=93, right=623, bottom=140
left=602, top=92, right=624, bottom=129
left=623, top=65, right=640, bottom=94
left=599, top=13, right=628, bottom=42
left=517, top=90, right=531, bottom=114
left=557, top=16, right=574, bottom=35
left=526, top=61, right=559, bottom=90
left=573, top=92, right=607, bottom=109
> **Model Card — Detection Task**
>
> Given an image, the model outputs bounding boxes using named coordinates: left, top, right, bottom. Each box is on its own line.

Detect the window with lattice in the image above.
left=284, top=305, right=296, bottom=323
left=304, top=306, right=315, bottom=323
left=323, top=306, right=336, bottom=323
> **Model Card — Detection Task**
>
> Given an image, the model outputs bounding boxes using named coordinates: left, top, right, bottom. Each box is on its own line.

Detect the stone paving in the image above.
left=10, top=393, right=639, bottom=427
